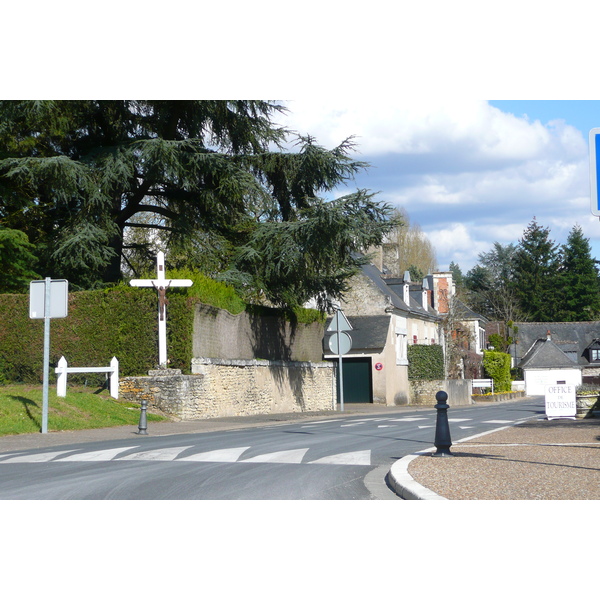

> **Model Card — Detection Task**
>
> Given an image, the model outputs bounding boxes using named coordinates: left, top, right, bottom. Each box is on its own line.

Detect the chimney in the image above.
left=403, top=271, right=411, bottom=305
left=432, top=272, right=453, bottom=314
left=546, top=330, right=551, bottom=341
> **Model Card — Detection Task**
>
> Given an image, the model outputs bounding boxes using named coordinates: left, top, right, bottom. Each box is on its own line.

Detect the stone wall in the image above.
left=120, top=361, right=335, bottom=420
left=409, top=379, right=472, bottom=407
left=193, top=304, right=324, bottom=362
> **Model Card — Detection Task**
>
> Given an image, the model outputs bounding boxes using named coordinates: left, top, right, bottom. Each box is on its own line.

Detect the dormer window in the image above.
left=586, top=339, right=600, bottom=362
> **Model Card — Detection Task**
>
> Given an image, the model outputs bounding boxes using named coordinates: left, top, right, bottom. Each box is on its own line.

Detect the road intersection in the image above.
left=0, top=398, right=542, bottom=499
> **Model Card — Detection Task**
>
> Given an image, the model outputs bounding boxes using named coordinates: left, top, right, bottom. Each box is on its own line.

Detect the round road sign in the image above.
left=328, top=332, right=352, bottom=355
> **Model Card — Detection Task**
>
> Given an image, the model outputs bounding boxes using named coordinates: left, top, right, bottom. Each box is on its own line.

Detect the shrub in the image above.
left=482, top=350, right=512, bottom=393
left=408, top=344, right=444, bottom=380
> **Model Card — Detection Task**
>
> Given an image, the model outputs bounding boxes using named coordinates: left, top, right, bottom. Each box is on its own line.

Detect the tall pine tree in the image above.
left=0, top=101, right=397, bottom=307
left=511, top=218, right=561, bottom=321
left=556, top=224, right=600, bottom=321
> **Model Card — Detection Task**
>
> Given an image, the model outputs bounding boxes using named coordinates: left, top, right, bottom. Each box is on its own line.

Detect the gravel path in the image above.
left=407, top=418, right=600, bottom=500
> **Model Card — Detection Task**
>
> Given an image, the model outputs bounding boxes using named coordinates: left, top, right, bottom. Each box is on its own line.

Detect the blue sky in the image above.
left=279, top=99, right=600, bottom=274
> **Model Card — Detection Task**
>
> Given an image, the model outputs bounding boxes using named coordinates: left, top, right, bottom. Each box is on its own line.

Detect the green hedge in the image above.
left=407, top=344, right=444, bottom=380
left=0, top=275, right=323, bottom=384
left=0, top=288, right=172, bottom=382
left=482, top=350, right=512, bottom=393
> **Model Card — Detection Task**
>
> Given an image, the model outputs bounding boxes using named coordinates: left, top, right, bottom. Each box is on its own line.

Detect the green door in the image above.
left=339, top=358, right=372, bottom=403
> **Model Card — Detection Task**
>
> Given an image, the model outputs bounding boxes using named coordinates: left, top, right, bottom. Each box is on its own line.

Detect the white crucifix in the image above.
left=129, top=251, right=193, bottom=368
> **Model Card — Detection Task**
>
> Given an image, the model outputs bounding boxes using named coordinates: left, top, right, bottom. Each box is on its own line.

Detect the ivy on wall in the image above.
left=407, top=344, right=444, bottom=380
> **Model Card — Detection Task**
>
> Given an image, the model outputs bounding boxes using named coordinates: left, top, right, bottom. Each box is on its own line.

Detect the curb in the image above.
left=388, top=447, right=448, bottom=500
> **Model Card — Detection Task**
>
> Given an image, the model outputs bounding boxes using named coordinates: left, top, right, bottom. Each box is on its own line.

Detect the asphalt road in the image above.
left=0, top=398, right=543, bottom=499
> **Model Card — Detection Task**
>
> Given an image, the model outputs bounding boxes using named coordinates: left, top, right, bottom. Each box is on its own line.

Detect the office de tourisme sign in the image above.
left=544, top=384, right=576, bottom=420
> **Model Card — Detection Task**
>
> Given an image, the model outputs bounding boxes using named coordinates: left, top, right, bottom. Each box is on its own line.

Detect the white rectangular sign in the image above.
left=544, top=384, right=576, bottom=420
left=29, top=279, right=69, bottom=319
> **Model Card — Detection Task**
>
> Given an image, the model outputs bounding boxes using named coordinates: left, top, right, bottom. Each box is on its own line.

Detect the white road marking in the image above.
left=0, top=449, right=81, bottom=463
left=177, top=447, right=250, bottom=462
left=240, top=448, right=309, bottom=463
left=483, top=420, right=513, bottom=424
left=116, top=446, right=193, bottom=461
left=389, top=417, right=429, bottom=422
left=55, top=446, right=140, bottom=462
left=448, top=418, right=471, bottom=422
left=309, top=450, right=371, bottom=466
left=417, top=425, right=435, bottom=429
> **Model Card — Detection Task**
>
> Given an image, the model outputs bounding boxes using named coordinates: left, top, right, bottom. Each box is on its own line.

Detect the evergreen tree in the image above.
left=511, top=218, right=561, bottom=321
left=0, top=226, right=39, bottom=292
left=0, top=101, right=397, bottom=305
left=556, top=225, right=600, bottom=321
left=448, top=261, right=464, bottom=295
left=464, top=242, right=524, bottom=323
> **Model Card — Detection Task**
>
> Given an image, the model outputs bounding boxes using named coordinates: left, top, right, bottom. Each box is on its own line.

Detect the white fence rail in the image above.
left=55, top=356, right=119, bottom=399
left=472, top=378, right=494, bottom=394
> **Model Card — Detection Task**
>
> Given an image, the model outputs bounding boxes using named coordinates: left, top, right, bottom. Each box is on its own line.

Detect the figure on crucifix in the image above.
left=152, top=282, right=171, bottom=321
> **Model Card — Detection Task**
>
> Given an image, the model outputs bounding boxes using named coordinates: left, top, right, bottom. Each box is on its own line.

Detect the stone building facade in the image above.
left=323, top=253, right=479, bottom=406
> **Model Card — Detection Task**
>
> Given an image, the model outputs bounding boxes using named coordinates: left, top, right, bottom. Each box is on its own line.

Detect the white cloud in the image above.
left=424, top=223, right=490, bottom=270
left=277, top=99, right=595, bottom=272
left=281, top=99, right=586, bottom=167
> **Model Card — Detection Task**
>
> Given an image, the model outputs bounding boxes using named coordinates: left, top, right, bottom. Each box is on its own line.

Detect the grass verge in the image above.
left=0, top=384, right=168, bottom=436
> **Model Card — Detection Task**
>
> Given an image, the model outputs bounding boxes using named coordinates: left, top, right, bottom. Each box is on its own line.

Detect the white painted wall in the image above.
left=524, top=368, right=582, bottom=396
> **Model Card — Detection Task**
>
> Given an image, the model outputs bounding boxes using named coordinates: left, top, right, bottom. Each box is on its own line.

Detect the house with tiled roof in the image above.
left=506, top=322, right=600, bottom=394
left=323, top=250, right=487, bottom=405
left=517, top=330, right=583, bottom=395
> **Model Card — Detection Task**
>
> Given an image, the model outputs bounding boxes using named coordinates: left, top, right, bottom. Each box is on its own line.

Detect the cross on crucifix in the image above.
left=129, top=251, right=192, bottom=368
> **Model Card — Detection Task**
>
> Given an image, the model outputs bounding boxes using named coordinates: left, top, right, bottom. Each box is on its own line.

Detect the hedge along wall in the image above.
left=0, top=287, right=195, bottom=383
left=0, top=282, right=324, bottom=384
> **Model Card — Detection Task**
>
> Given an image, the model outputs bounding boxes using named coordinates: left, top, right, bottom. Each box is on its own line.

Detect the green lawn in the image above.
left=0, top=384, right=168, bottom=436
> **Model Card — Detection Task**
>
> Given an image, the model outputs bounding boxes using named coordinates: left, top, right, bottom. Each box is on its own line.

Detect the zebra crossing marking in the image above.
left=0, top=449, right=81, bottom=463
left=240, top=448, right=309, bottom=463
left=115, top=446, right=194, bottom=461
left=0, top=445, right=373, bottom=466
left=177, top=447, right=250, bottom=462
left=309, top=450, right=371, bottom=465
left=55, top=446, right=139, bottom=462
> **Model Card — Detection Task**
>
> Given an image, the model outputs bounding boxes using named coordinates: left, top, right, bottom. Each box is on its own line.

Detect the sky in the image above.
left=275, top=99, right=600, bottom=274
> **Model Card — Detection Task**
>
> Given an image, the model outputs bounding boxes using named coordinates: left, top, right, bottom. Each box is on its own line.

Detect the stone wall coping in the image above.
left=191, top=357, right=334, bottom=369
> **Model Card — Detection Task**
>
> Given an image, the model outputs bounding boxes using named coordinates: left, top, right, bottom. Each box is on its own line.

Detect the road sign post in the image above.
left=590, top=128, right=600, bottom=216
left=30, top=278, right=69, bottom=433
left=327, top=308, right=352, bottom=412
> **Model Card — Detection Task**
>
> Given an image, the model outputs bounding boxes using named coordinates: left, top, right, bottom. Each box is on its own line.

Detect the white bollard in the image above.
left=56, top=356, right=68, bottom=397
left=110, top=356, right=119, bottom=399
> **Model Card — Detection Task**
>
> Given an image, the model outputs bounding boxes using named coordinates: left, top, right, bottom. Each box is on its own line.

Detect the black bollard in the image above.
left=137, top=399, right=148, bottom=435
left=433, top=390, right=452, bottom=456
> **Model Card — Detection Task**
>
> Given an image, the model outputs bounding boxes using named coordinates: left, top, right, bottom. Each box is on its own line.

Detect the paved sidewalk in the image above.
left=390, top=416, right=600, bottom=500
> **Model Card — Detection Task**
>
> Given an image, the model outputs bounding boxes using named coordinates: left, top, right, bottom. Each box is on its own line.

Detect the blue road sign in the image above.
left=590, top=128, right=600, bottom=216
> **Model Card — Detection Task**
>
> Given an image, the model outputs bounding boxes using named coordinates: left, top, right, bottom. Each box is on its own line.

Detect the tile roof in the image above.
left=518, top=338, right=582, bottom=369
left=323, top=315, right=391, bottom=353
